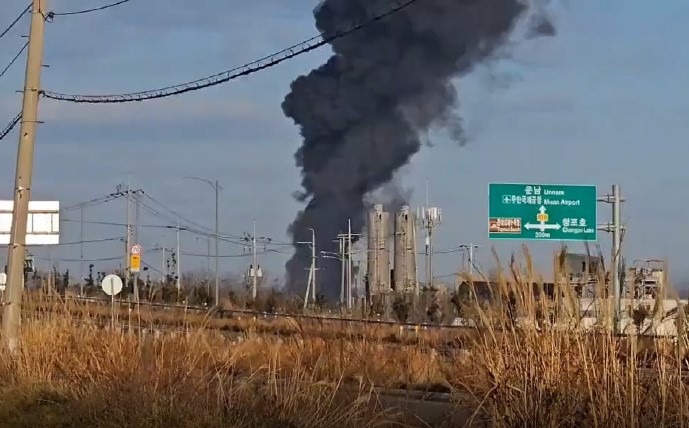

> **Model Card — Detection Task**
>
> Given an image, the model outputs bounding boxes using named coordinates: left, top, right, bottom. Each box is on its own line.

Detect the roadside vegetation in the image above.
left=1, top=247, right=688, bottom=426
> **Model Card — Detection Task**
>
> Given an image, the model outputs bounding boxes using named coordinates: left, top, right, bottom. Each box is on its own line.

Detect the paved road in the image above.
left=375, top=392, right=473, bottom=427
left=335, top=385, right=477, bottom=427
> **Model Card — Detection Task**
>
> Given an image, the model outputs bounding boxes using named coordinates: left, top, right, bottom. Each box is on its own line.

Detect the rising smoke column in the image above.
left=283, top=0, right=548, bottom=300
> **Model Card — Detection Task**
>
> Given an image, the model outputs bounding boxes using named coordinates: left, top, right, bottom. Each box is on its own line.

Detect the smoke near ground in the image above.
left=282, top=0, right=555, bottom=300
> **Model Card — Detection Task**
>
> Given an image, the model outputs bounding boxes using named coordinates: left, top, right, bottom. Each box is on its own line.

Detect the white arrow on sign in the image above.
left=526, top=205, right=561, bottom=232
left=525, top=222, right=561, bottom=231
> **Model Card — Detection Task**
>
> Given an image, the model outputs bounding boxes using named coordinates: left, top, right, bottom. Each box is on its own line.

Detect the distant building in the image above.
left=559, top=253, right=606, bottom=298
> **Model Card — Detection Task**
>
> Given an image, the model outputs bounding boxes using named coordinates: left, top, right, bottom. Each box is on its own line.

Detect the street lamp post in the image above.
left=183, top=177, right=221, bottom=308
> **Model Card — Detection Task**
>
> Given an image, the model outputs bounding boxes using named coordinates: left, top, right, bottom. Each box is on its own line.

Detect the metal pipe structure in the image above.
left=597, top=184, right=625, bottom=335
left=612, top=184, right=622, bottom=334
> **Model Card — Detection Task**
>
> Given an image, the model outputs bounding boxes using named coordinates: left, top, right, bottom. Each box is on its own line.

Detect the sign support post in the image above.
left=597, top=185, right=625, bottom=336
left=102, top=274, right=123, bottom=330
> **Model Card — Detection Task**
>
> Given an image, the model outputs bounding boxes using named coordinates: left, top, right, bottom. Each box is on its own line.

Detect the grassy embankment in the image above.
left=0, top=248, right=688, bottom=427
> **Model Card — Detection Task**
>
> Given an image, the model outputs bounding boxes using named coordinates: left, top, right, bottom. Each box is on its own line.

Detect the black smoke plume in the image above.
left=282, top=0, right=552, bottom=300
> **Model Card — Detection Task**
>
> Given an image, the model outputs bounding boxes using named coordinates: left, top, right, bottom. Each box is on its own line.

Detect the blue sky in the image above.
left=1, top=0, right=688, bottom=291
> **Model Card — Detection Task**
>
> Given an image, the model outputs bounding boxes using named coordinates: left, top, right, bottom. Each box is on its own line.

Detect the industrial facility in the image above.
left=393, top=205, right=417, bottom=294
left=363, top=201, right=447, bottom=302
left=366, top=204, right=391, bottom=296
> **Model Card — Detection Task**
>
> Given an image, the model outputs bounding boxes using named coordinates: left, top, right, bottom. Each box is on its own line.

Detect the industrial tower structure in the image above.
left=367, top=204, right=391, bottom=296
left=393, top=205, right=418, bottom=294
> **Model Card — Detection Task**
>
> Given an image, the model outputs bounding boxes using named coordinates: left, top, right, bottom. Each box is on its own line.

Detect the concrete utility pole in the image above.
left=321, top=244, right=344, bottom=307
left=346, top=219, right=360, bottom=310
left=176, top=219, right=181, bottom=294
left=214, top=180, right=219, bottom=305
left=161, top=244, right=166, bottom=282
left=123, top=181, right=131, bottom=296
left=205, top=237, right=211, bottom=296
left=348, top=220, right=353, bottom=309
left=298, top=228, right=317, bottom=310
left=79, top=203, right=85, bottom=296
left=311, top=228, right=316, bottom=302
left=132, top=191, right=140, bottom=304
left=334, top=235, right=346, bottom=305
left=459, top=244, right=479, bottom=277
left=326, top=222, right=359, bottom=310
left=165, top=223, right=185, bottom=298
left=116, top=184, right=143, bottom=302
left=334, top=233, right=351, bottom=305
left=2, top=0, right=47, bottom=353
left=183, top=177, right=221, bottom=307
left=252, top=220, right=257, bottom=300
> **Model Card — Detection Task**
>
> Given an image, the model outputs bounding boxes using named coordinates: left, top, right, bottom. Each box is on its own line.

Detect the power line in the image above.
left=0, top=4, right=30, bottom=40
left=50, top=0, right=134, bottom=17
left=180, top=250, right=270, bottom=259
left=144, top=193, right=233, bottom=237
left=34, top=255, right=121, bottom=263
left=41, top=0, right=421, bottom=104
left=139, top=193, right=247, bottom=243
left=0, top=112, right=22, bottom=142
left=61, top=192, right=123, bottom=212
left=136, top=200, right=249, bottom=247
left=59, top=217, right=248, bottom=247
left=0, top=42, right=28, bottom=79
left=61, top=190, right=290, bottom=250
left=141, top=260, right=163, bottom=275
left=60, top=218, right=171, bottom=229
left=50, top=236, right=123, bottom=246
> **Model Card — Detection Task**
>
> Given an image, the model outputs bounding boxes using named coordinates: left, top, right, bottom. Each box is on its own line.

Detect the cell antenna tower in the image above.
left=419, top=181, right=442, bottom=289
left=394, top=205, right=418, bottom=294
left=367, top=204, right=390, bottom=296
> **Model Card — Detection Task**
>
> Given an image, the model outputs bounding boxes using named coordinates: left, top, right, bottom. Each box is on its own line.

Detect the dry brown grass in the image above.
left=0, top=314, right=402, bottom=427
left=444, top=247, right=689, bottom=427
left=1, top=247, right=689, bottom=427
left=24, top=292, right=468, bottom=347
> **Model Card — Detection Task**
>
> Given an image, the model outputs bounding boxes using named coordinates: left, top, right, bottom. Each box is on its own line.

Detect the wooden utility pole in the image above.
left=2, top=0, right=47, bottom=353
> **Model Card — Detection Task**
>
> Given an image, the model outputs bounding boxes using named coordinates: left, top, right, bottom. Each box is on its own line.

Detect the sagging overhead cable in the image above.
left=50, top=0, right=135, bottom=17
left=41, top=0, right=422, bottom=104
left=0, top=112, right=22, bottom=142
left=0, top=4, right=31, bottom=40
left=0, top=42, right=29, bottom=79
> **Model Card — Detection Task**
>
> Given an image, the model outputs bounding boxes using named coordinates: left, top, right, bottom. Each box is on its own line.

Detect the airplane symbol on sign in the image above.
left=502, top=195, right=511, bottom=204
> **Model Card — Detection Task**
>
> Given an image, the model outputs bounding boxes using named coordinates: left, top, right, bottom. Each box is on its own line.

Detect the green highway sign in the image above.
left=488, top=183, right=597, bottom=241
